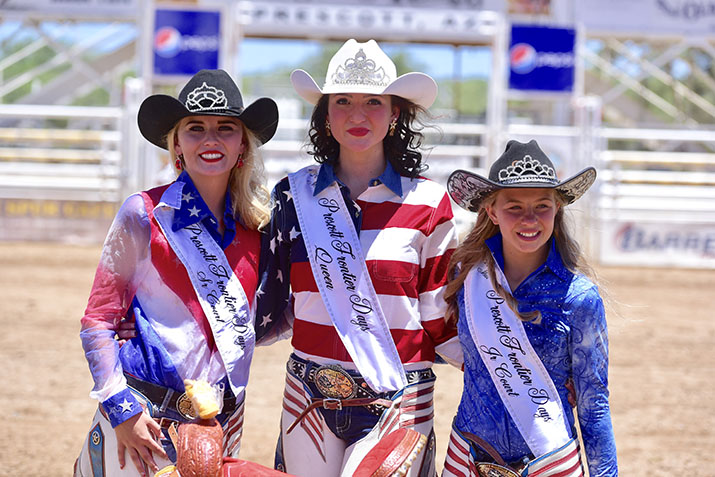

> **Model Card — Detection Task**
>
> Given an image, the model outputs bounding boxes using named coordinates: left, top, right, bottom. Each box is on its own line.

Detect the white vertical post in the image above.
left=574, top=95, right=603, bottom=262
left=219, top=1, right=235, bottom=75
left=121, top=77, right=152, bottom=199
left=486, top=13, right=508, bottom=169
left=139, top=0, right=155, bottom=96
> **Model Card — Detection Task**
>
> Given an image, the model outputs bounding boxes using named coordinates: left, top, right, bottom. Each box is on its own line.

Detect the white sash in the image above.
left=153, top=185, right=255, bottom=397
left=288, top=166, right=407, bottom=393
left=463, top=263, right=571, bottom=457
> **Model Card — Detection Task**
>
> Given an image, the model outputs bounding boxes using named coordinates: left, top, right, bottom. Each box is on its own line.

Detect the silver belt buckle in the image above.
left=314, top=364, right=357, bottom=399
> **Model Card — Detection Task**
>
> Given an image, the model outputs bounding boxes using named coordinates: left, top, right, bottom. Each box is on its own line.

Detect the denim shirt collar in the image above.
left=170, top=171, right=238, bottom=234
left=485, top=233, right=573, bottom=286
left=313, top=160, right=403, bottom=197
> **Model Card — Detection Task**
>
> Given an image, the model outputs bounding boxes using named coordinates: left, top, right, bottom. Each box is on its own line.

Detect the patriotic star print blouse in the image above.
left=80, top=172, right=260, bottom=427
left=255, top=161, right=463, bottom=370
left=453, top=234, right=618, bottom=476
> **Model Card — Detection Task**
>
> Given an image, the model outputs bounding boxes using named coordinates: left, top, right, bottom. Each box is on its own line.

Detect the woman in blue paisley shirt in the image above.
left=441, top=140, right=617, bottom=477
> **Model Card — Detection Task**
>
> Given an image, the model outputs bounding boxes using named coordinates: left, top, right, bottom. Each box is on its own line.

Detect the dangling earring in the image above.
left=175, top=154, right=183, bottom=170
left=325, top=120, right=331, bottom=137
left=388, top=118, right=397, bottom=137
left=236, top=153, right=244, bottom=168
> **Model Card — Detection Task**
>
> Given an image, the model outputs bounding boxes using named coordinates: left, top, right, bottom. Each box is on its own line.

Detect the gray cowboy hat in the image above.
left=138, top=69, right=279, bottom=149
left=448, top=139, right=597, bottom=212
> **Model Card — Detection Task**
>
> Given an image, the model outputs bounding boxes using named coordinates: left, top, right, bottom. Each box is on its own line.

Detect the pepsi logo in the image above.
left=154, top=26, right=181, bottom=58
left=510, top=43, right=537, bottom=74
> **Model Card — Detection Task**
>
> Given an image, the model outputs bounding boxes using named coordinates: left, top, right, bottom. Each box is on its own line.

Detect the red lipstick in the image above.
left=347, top=127, right=369, bottom=137
left=199, top=150, right=224, bottom=163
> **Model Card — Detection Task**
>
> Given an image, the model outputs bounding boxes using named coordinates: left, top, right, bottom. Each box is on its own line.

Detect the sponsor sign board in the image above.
left=237, top=2, right=501, bottom=44
left=600, top=220, right=715, bottom=268
left=0, top=0, right=138, bottom=18
left=576, top=0, right=715, bottom=37
left=153, top=8, right=221, bottom=77
left=509, top=24, right=576, bottom=93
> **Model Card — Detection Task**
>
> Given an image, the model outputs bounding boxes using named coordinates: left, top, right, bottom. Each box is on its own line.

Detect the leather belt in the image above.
left=287, top=355, right=435, bottom=395
left=286, top=355, right=436, bottom=431
left=286, top=397, right=394, bottom=434
left=124, top=374, right=237, bottom=421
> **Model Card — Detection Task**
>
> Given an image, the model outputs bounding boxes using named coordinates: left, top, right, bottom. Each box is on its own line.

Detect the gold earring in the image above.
left=388, top=119, right=397, bottom=137
left=325, top=120, right=331, bottom=137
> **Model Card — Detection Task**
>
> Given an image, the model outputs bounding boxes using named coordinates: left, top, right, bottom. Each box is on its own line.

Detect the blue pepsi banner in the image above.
left=153, top=9, right=221, bottom=77
left=509, top=24, right=575, bottom=93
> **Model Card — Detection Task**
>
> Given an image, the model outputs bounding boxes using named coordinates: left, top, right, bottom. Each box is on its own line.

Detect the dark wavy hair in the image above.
left=306, top=94, right=430, bottom=178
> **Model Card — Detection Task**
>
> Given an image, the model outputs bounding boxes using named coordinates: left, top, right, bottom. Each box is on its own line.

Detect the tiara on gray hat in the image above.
left=448, top=139, right=596, bottom=212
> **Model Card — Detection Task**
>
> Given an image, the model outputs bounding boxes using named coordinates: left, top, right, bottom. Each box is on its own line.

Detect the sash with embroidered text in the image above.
left=288, top=166, right=407, bottom=393
left=463, top=263, right=572, bottom=458
left=153, top=184, right=255, bottom=397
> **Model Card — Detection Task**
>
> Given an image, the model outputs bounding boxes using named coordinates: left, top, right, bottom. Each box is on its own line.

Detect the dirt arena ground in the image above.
left=1, top=241, right=714, bottom=476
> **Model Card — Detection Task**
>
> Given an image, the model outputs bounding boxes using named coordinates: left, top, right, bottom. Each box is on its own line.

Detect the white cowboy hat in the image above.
left=290, top=39, right=438, bottom=109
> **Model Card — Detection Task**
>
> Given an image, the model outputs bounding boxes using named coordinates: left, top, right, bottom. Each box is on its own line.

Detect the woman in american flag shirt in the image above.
left=255, top=39, right=463, bottom=477
left=75, top=70, right=278, bottom=477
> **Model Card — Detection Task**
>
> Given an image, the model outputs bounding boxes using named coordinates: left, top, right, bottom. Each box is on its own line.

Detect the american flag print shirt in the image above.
left=80, top=172, right=260, bottom=427
left=255, top=162, right=463, bottom=371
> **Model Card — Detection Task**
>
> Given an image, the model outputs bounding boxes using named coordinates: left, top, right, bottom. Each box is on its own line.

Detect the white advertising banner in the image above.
left=600, top=220, right=715, bottom=268
left=576, top=0, right=715, bottom=37
left=246, top=0, right=503, bottom=10
left=237, top=1, right=503, bottom=44
left=0, top=0, right=139, bottom=18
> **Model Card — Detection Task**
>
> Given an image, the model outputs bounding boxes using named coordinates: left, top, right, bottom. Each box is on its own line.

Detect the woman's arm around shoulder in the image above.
left=255, top=177, right=295, bottom=345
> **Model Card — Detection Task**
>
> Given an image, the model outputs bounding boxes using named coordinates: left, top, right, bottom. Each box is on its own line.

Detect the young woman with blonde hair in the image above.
left=441, top=139, right=617, bottom=477
left=75, top=69, right=278, bottom=477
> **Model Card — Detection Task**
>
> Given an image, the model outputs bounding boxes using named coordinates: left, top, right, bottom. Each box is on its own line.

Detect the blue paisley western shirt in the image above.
left=453, top=234, right=618, bottom=476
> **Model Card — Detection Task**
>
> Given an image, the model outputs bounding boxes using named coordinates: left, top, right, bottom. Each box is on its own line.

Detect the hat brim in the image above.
left=290, top=69, right=438, bottom=109
left=138, top=95, right=278, bottom=150
left=448, top=167, right=597, bottom=212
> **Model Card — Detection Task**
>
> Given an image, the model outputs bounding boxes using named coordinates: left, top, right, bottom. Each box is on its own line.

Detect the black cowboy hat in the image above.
left=138, top=69, right=279, bottom=149
left=447, top=139, right=596, bottom=212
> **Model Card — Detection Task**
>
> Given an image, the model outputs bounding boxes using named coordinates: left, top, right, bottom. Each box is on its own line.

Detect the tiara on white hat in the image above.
left=290, top=39, right=438, bottom=109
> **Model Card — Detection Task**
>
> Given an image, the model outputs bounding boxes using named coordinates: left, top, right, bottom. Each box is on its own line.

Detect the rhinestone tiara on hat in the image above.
left=330, top=48, right=391, bottom=88
left=497, top=155, right=557, bottom=185
left=185, top=82, right=228, bottom=112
